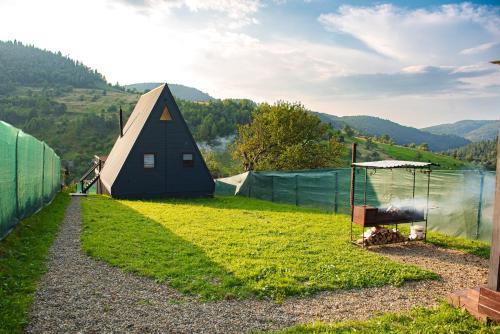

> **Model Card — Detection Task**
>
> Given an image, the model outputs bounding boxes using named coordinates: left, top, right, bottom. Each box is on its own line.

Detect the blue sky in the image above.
left=0, top=0, right=499, bottom=127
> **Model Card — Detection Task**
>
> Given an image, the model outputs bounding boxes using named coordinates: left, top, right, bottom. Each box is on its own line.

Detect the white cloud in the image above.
left=112, top=0, right=262, bottom=27
left=318, top=3, right=500, bottom=64
left=0, top=0, right=499, bottom=126
left=460, top=41, right=499, bottom=55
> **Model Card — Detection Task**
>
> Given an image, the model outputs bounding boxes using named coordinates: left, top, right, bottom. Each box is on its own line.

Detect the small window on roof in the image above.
left=182, top=153, right=194, bottom=167
left=144, top=153, right=155, bottom=169
left=160, top=106, right=172, bottom=121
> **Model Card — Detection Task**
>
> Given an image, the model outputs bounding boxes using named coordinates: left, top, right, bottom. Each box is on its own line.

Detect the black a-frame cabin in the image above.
left=89, top=83, right=214, bottom=198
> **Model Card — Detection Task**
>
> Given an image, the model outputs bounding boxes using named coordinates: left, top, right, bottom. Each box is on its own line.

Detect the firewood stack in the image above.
left=356, top=226, right=407, bottom=246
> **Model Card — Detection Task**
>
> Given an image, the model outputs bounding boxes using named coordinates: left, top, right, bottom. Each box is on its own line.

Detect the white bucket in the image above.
left=410, top=225, right=424, bottom=240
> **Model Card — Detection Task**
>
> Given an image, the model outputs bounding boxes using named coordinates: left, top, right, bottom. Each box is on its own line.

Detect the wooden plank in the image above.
left=480, top=287, right=500, bottom=300
left=479, top=287, right=500, bottom=321
left=478, top=304, right=500, bottom=322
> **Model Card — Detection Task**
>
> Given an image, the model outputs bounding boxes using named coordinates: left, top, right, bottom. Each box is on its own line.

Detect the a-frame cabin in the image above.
left=84, top=83, right=214, bottom=198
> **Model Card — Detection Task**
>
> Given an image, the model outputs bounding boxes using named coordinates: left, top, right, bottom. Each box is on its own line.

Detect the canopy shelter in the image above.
left=352, top=160, right=434, bottom=169
left=349, top=146, right=434, bottom=247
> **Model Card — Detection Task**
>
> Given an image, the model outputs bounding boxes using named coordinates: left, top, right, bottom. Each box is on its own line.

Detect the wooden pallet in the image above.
left=448, top=287, right=500, bottom=322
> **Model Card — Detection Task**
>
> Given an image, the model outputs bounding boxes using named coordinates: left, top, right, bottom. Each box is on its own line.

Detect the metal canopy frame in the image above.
left=349, top=145, right=434, bottom=247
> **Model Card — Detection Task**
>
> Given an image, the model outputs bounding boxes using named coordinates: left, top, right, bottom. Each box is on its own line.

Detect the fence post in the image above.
left=295, top=174, right=299, bottom=206
left=476, top=171, right=485, bottom=240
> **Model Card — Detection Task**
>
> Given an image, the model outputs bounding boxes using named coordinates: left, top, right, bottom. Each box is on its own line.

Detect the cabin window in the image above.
left=160, top=106, right=172, bottom=121
left=182, top=153, right=194, bottom=167
left=144, top=153, right=155, bottom=169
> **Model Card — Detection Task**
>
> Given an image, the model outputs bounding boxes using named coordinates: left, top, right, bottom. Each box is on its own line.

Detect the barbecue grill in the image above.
left=349, top=144, right=434, bottom=247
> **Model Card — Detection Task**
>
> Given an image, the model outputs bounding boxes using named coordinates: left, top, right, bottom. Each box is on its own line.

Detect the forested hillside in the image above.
left=0, top=41, right=107, bottom=94
left=0, top=41, right=253, bottom=178
left=316, top=113, right=469, bottom=151
left=443, top=139, right=497, bottom=170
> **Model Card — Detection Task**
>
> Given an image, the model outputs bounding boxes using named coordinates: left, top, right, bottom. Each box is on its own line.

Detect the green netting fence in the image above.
left=216, top=168, right=495, bottom=243
left=0, top=121, right=61, bottom=239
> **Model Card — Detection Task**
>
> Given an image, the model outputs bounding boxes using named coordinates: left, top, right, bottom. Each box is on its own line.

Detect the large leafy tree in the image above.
left=231, top=101, right=344, bottom=171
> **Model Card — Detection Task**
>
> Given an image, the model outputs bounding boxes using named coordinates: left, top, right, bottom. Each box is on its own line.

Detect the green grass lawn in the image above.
left=425, top=231, right=490, bottom=259
left=0, top=191, right=71, bottom=334
left=265, top=303, right=500, bottom=333
left=81, top=195, right=437, bottom=301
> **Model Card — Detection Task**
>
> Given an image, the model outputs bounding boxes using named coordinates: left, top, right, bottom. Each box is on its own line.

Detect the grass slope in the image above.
left=266, top=303, right=500, bottom=333
left=343, top=137, right=469, bottom=169
left=0, top=191, right=70, bottom=334
left=81, top=196, right=436, bottom=301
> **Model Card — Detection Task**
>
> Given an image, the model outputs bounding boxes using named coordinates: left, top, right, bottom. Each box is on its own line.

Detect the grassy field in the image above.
left=343, top=137, right=469, bottom=170
left=0, top=191, right=70, bottom=334
left=53, top=88, right=139, bottom=115
left=267, top=303, right=500, bottom=334
left=425, top=231, right=490, bottom=259
left=81, top=195, right=437, bottom=301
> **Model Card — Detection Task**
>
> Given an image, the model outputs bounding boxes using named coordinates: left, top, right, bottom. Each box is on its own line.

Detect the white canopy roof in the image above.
left=352, top=160, right=434, bottom=169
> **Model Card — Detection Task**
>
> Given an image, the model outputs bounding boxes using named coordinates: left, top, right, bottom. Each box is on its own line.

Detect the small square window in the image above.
left=182, top=153, right=194, bottom=167
left=144, top=153, right=155, bottom=169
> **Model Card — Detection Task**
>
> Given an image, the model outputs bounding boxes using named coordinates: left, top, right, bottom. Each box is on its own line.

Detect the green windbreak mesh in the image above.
left=0, top=121, right=61, bottom=239
left=0, top=122, right=19, bottom=237
left=216, top=168, right=495, bottom=243
left=17, top=131, right=45, bottom=219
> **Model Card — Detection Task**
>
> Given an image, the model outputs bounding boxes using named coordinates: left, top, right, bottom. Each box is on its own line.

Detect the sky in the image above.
left=0, top=0, right=499, bottom=127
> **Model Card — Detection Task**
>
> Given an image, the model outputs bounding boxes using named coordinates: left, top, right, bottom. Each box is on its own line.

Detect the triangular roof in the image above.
left=99, top=84, right=165, bottom=191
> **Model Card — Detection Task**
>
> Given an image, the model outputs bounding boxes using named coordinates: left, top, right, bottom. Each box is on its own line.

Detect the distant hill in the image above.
left=0, top=40, right=107, bottom=94
left=423, top=120, right=499, bottom=142
left=125, top=82, right=214, bottom=102
left=316, top=113, right=470, bottom=151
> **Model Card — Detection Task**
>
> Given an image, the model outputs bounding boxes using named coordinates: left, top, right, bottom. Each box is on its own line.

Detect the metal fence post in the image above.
left=476, top=171, right=485, bottom=240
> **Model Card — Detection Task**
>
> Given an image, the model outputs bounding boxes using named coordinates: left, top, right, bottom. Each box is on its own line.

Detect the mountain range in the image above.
left=315, top=113, right=470, bottom=152
left=124, top=82, right=214, bottom=102
left=422, top=120, right=499, bottom=142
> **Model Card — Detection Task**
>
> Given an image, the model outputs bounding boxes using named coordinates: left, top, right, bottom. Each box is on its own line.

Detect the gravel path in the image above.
left=26, top=197, right=488, bottom=333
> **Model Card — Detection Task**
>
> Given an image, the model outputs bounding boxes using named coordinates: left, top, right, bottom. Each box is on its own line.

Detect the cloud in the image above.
left=318, top=3, right=500, bottom=64
left=460, top=41, right=500, bottom=55
left=111, top=0, right=261, bottom=26
left=327, top=65, right=498, bottom=97
left=1, top=0, right=499, bottom=126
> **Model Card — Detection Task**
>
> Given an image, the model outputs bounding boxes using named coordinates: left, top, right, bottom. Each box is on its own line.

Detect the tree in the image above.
left=365, top=137, right=375, bottom=149
left=231, top=101, right=345, bottom=171
left=343, top=125, right=354, bottom=137
left=418, top=143, right=429, bottom=151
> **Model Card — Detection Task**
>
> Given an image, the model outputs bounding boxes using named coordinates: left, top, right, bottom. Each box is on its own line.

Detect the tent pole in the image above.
left=350, top=143, right=357, bottom=243
left=424, top=169, right=431, bottom=242
left=363, top=167, right=368, bottom=205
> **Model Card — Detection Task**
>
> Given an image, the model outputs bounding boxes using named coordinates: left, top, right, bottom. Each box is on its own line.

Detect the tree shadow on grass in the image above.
left=81, top=196, right=251, bottom=301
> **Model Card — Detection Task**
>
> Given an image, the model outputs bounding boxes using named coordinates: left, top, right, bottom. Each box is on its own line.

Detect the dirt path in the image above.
left=26, top=197, right=488, bottom=333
